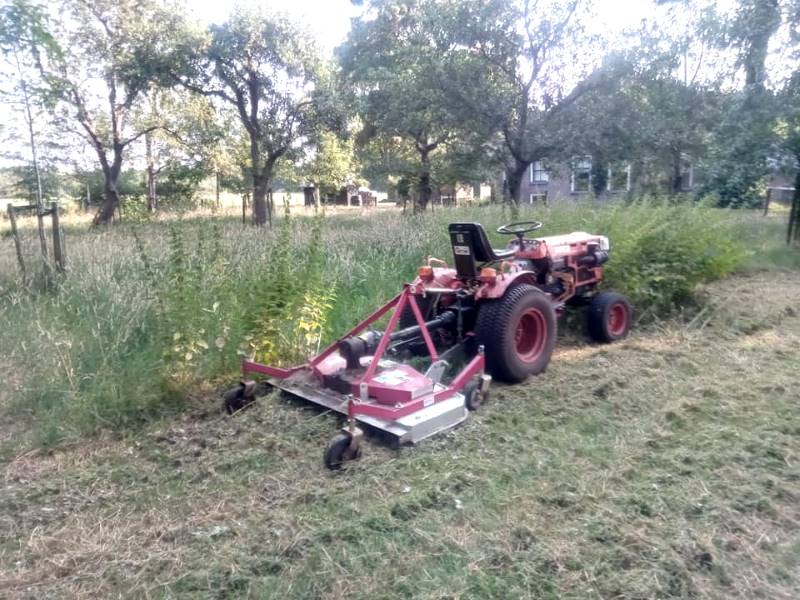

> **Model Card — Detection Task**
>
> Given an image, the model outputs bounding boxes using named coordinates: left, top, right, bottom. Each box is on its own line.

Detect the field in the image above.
left=1, top=203, right=799, bottom=598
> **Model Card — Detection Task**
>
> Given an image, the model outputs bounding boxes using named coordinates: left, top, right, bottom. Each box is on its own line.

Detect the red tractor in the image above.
left=224, top=221, right=631, bottom=468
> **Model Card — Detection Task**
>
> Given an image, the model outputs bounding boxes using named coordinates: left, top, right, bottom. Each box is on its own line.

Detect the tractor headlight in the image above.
left=599, top=236, right=610, bottom=251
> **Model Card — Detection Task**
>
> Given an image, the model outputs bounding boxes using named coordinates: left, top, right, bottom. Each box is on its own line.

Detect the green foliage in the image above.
left=173, top=5, right=323, bottom=223
left=247, top=218, right=335, bottom=364
left=0, top=203, right=781, bottom=449
left=303, top=131, right=360, bottom=196
left=591, top=201, right=745, bottom=314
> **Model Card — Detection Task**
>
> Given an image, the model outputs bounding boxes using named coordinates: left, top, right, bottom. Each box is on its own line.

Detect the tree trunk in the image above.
left=14, top=50, right=47, bottom=260
left=145, top=132, right=157, bottom=212
left=788, top=165, right=800, bottom=245
left=252, top=171, right=274, bottom=226
left=94, top=178, right=121, bottom=226
left=250, top=144, right=277, bottom=225
left=253, top=179, right=268, bottom=225
left=670, top=151, right=682, bottom=194
left=93, top=150, right=123, bottom=226
left=415, top=150, right=432, bottom=213
left=215, top=172, right=221, bottom=207
left=505, top=160, right=530, bottom=206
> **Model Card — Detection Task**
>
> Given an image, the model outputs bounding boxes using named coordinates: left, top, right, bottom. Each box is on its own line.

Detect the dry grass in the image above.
left=1, top=271, right=798, bottom=599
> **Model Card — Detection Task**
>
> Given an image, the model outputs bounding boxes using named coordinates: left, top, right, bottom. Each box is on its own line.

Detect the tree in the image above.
left=340, top=0, right=487, bottom=212
left=781, top=90, right=800, bottom=244
left=175, top=8, right=322, bottom=225
left=702, top=1, right=782, bottom=206
left=0, top=0, right=59, bottom=254
left=26, top=0, right=183, bottom=225
left=778, top=4, right=800, bottom=243
left=304, top=130, right=360, bottom=205
left=659, top=0, right=784, bottom=206
left=133, top=88, right=220, bottom=212
left=437, top=0, right=615, bottom=205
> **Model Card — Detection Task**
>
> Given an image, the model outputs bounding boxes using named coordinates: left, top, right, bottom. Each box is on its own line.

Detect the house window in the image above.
left=529, top=191, right=548, bottom=204
left=530, top=161, right=549, bottom=183
left=571, top=156, right=591, bottom=193
left=607, top=163, right=631, bottom=192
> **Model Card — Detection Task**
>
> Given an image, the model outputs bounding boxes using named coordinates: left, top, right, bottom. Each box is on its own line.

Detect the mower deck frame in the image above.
left=241, top=285, right=484, bottom=444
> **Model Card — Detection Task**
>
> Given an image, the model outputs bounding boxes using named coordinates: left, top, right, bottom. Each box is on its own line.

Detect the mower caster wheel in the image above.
left=324, top=432, right=362, bottom=470
left=463, top=375, right=491, bottom=411
left=222, top=381, right=256, bottom=415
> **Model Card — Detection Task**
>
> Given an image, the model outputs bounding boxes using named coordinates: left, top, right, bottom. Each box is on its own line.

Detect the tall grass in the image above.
left=0, top=200, right=785, bottom=450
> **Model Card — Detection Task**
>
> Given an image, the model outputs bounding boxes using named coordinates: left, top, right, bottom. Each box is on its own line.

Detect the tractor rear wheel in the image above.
left=475, top=284, right=557, bottom=383
left=587, top=292, right=632, bottom=343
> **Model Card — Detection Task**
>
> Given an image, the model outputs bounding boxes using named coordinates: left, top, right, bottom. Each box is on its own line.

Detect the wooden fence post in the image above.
left=7, top=205, right=27, bottom=282
left=51, top=202, right=65, bottom=273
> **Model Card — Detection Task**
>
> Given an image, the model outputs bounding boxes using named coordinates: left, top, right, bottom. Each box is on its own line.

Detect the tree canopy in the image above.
left=1, top=0, right=799, bottom=226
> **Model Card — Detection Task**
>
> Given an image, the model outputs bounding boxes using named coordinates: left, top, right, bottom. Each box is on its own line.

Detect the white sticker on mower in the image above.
left=373, top=369, right=410, bottom=385
left=453, top=245, right=471, bottom=255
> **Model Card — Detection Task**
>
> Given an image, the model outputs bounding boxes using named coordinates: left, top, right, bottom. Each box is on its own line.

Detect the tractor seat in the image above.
left=448, top=222, right=516, bottom=278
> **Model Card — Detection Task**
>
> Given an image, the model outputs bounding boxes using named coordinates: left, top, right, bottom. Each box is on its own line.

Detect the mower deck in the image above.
left=270, top=363, right=469, bottom=445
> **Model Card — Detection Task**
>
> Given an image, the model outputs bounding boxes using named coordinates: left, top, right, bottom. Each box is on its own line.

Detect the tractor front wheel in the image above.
left=475, top=284, right=557, bottom=383
left=587, top=292, right=632, bottom=343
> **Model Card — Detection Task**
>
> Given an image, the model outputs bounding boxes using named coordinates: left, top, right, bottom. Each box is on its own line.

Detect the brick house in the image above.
left=509, top=155, right=697, bottom=203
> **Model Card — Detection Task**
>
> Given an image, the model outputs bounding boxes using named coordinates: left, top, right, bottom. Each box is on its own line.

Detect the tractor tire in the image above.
left=475, top=284, right=557, bottom=383
left=587, top=292, right=632, bottom=343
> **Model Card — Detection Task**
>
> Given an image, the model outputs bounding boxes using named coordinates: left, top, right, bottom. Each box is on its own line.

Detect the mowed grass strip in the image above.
left=1, top=272, right=797, bottom=599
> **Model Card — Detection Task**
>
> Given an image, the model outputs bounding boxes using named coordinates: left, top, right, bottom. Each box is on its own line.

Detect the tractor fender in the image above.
left=477, top=270, right=538, bottom=300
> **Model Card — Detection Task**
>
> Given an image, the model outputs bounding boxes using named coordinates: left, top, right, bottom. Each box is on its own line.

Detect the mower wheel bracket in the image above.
left=425, top=360, right=450, bottom=384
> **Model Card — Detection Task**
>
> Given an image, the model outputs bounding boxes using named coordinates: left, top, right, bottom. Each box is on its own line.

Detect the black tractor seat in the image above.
left=448, top=222, right=516, bottom=278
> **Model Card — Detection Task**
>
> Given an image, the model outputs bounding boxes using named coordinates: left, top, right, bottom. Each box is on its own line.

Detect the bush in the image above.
left=0, top=201, right=750, bottom=449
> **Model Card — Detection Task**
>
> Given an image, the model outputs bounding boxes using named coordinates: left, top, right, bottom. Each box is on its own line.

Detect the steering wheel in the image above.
left=497, top=220, right=543, bottom=236
left=497, top=220, right=543, bottom=249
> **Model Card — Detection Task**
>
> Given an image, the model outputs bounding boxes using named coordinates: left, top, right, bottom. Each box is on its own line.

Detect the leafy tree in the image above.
left=0, top=0, right=62, bottom=260
left=779, top=82, right=800, bottom=243
left=133, top=88, right=220, bottom=211
left=304, top=130, right=361, bottom=204
left=778, top=4, right=800, bottom=243
left=340, top=0, right=489, bottom=212
left=22, top=0, right=185, bottom=225
left=437, top=0, right=616, bottom=206
left=174, top=8, right=322, bottom=225
left=0, top=0, right=58, bottom=214
left=660, top=0, right=784, bottom=206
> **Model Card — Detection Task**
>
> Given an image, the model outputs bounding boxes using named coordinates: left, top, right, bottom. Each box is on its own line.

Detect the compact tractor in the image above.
left=223, top=220, right=631, bottom=469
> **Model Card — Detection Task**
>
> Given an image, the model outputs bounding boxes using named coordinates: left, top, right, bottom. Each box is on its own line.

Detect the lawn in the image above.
left=1, top=203, right=798, bottom=598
